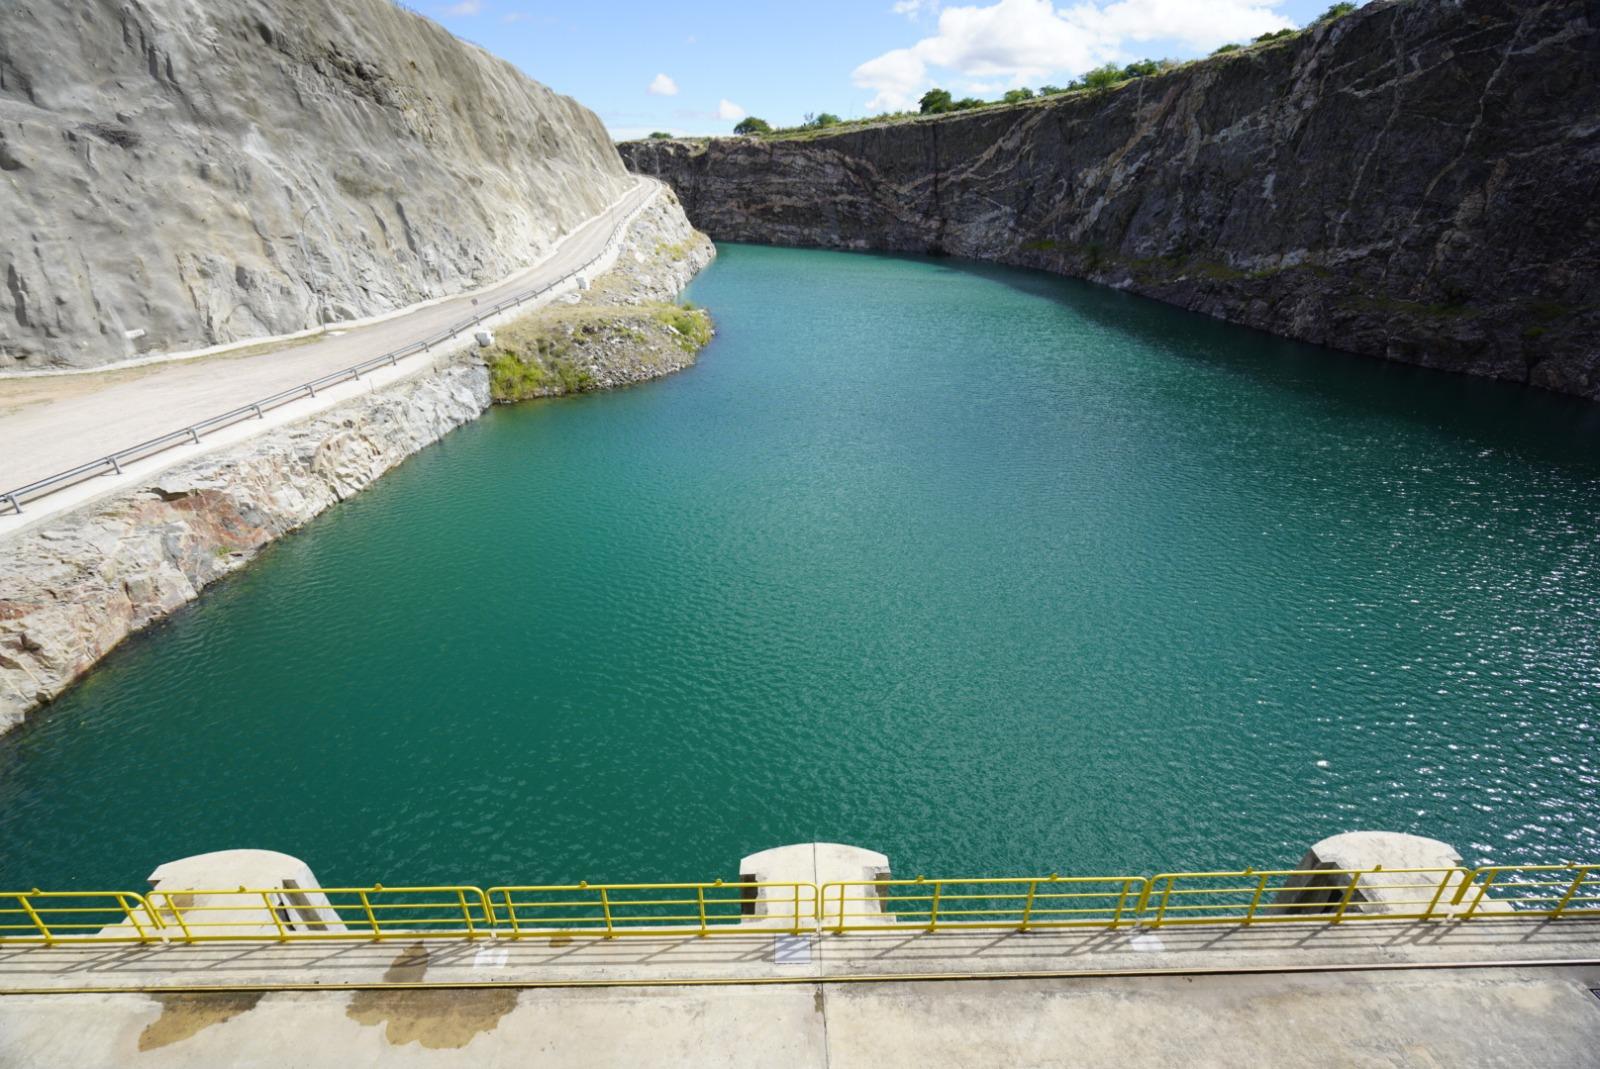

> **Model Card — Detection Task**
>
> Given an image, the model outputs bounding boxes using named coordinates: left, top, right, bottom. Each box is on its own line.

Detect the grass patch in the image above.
left=652, top=302, right=713, bottom=352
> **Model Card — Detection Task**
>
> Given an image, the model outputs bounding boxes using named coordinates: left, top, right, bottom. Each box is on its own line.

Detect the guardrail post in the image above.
left=1460, top=869, right=1499, bottom=919
left=4, top=493, right=21, bottom=515
left=187, top=428, right=201, bottom=445
left=1330, top=871, right=1364, bottom=923
left=357, top=889, right=380, bottom=937
left=252, top=405, right=264, bottom=419
left=696, top=886, right=708, bottom=936
left=1552, top=866, right=1591, bottom=919
left=263, top=891, right=290, bottom=942
left=1019, top=879, right=1040, bottom=932
left=598, top=887, right=615, bottom=938
left=927, top=879, right=941, bottom=931
left=1244, top=870, right=1268, bottom=923
left=108, top=456, right=123, bottom=475
left=457, top=889, right=478, bottom=939
left=15, top=892, right=52, bottom=945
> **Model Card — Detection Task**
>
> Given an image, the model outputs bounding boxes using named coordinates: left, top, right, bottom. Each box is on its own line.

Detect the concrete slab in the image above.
left=3, top=964, right=1597, bottom=1067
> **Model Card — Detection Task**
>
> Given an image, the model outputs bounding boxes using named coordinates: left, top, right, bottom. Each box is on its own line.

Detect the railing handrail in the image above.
left=1, top=182, right=656, bottom=517
left=3, top=861, right=1596, bottom=945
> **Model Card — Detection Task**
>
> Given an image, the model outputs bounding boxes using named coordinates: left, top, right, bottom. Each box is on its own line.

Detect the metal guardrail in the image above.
left=0, top=184, right=654, bottom=518
left=3, top=863, right=1596, bottom=945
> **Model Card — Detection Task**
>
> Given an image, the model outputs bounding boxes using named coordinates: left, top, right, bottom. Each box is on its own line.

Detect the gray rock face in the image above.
left=0, top=190, right=710, bottom=735
left=0, top=0, right=630, bottom=370
left=621, top=0, right=1600, bottom=400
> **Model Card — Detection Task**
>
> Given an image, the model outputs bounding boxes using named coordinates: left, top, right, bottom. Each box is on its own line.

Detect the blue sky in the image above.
left=428, top=0, right=1362, bottom=139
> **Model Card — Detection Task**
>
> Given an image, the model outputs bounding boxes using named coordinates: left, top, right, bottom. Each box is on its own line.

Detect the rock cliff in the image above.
left=0, top=190, right=711, bottom=734
left=0, top=0, right=630, bottom=370
left=621, top=0, right=1600, bottom=399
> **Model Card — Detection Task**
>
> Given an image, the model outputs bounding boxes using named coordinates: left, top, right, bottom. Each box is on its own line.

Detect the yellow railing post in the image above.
left=1153, top=876, right=1175, bottom=928
left=457, top=889, right=477, bottom=939
left=1330, top=871, right=1364, bottom=924
left=1020, top=879, right=1040, bottom=932
left=1421, top=869, right=1456, bottom=920
left=1463, top=869, right=1499, bottom=919
left=358, top=890, right=381, bottom=937
left=263, top=891, right=290, bottom=942
left=1243, top=870, right=1268, bottom=923
left=1552, top=866, right=1591, bottom=919
left=15, top=892, right=52, bottom=945
left=599, top=887, right=615, bottom=938
left=792, top=884, right=802, bottom=936
left=1111, top=879, right=1139, bottom=929
left=696, top=886, right=708, bottom=936
left=928, top=880, right=942, bottom=931
left=115, top=893, right=150, bottom=942
left=832, top=885, right=846, bottom=934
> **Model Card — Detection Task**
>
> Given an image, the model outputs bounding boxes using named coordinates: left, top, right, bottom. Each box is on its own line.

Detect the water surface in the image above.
left=3, top=244, right=1598, bottom=889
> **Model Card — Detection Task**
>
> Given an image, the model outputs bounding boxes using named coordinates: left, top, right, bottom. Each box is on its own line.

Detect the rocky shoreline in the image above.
left=0, top=191, right=713, bottom=735
left=621, top=0, right=1599, bottom=400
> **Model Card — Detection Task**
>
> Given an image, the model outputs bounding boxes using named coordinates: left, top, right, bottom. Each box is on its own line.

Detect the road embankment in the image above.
left=0, top=191, right=714, bottom=735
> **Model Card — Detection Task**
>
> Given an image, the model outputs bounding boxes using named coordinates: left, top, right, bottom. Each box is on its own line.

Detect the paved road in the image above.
left=0, top=179, right=653, bottom=494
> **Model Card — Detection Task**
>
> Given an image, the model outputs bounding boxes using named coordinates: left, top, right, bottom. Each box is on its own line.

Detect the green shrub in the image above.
left=1319, top=2, right=1357, bottom=20
left=1002, top=87, right=1035, bottom=104
left=1253, top=28, right=1296, bottom=42
left=647, top=131, right=673, bottom=140
left=919, top=88, right=954, bottom=114
left=803, top=112, right=843, bottom=128
left=1081, top=64, right=1123, bottom=90
left=733, top=117, right=771, bottom=135
left=1038, top=84, right=1067, bottom=96
left=951, top=96, right=986, bottom=110
left=1211, top=42, right=1241, bottom=54
left=1119, top=59, right=1165, bottom=79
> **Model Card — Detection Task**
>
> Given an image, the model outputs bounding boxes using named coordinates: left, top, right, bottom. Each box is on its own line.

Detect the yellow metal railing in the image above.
left=821, top=875, right=1147, bottom=933
left=1455, top=864, right=1600, bottom=920
left=1134, top=867, right=1468, bottom=927
left=145, top=885, right=494, bottom=943
left=488, top=881, right=816, bottom=937
left=4, top=862, right=1598, bottom=945
left=0, top=890, right=161, bottom=945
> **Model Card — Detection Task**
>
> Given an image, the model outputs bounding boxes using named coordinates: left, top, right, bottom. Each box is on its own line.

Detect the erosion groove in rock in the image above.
left=0, top=192, right=710, bottom=733
left=620, top=0, right=1600, bottom=399
left=0, top=0, right=630, bottom=370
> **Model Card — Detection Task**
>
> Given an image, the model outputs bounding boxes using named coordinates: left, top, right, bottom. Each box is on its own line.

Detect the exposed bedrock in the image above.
left=0, top=191, right=710, bottom=735
left=621, top=0, right=1600, bottom=400
left=0, top=0, right=630, bottom=369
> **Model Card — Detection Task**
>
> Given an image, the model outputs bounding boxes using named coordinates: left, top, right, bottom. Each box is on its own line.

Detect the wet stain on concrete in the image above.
left=139, top=991, right=264, bottom=1051
left=345, top=942, right=519, bottom=1049
left=549, top=933, right=574, bottom=947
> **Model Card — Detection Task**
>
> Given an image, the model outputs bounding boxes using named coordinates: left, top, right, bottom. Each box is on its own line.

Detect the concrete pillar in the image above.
left=135, top=849, right=346, bottom=937
left=1271, top=831, right=1478, bottom=917
left=741, top=842, right=892, bottom=929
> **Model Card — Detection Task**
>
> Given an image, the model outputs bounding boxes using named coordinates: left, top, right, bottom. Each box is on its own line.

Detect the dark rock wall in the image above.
left=621, top=0, right=1600, bottom=399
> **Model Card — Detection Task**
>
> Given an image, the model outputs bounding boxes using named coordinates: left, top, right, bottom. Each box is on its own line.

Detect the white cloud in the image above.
left=893, top=0, right=940, bottom=15
left=648, top=73, right=680, bottom=97
left=716, top=99, right=748, bottom=121
left=502, top=11, right=529, bottom=22
left=442, top=0, right=481, bottom=15
left=854, top=0, right=1292, bottom=110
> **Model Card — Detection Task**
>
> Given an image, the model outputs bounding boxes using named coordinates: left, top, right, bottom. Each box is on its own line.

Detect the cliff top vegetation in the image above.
left=628, top=2, right=1361, bottom=146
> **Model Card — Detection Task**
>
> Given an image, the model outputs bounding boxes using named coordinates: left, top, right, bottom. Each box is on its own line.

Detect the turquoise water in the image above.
left=3, top=244, right=1599, bottom=891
